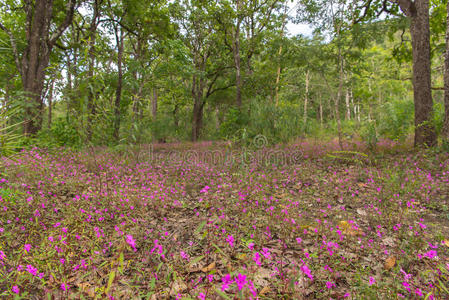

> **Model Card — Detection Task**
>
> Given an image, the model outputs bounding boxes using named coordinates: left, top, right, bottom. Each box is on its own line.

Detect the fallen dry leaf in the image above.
left=259, top=286, right=271, bottom=296
left=338, top=220, right=363, bottom=236
left=384, top=255, right=396, bottom=270
left=201, top=261, right=216, bottom=273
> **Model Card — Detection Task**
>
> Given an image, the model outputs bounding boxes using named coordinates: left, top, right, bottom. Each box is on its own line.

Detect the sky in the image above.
left=285, top=1, right=314, bottom=37
left=286, top=23, right=314, bottom=37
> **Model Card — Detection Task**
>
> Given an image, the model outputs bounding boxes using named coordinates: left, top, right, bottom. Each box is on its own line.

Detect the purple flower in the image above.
left=301, top=264, right=313, bottom=281
left=326, top=281, right=336, bottom=289
left=235, top=273, right=247, bottom=291
left=26, top=264, right=38, bottom=276
left=221, top=274, right=233, bottom=291
left=226, top=235, right=234, bottom=247
left=424, top=250, right=437, bottom=259
left=126, top=234, right=136, bottom=251
left=369, top=276, right=375, bottom=286
left=61, top=283, right=69, bottom=291
left=24, top=244, right=31, bottom=253
left=12, top=285, right=19, bottom=294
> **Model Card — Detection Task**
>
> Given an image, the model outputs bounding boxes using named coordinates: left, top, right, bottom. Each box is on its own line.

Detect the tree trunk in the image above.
left=47, top=79, right=54, bottom=129
left=319, top=91, right=323, bottom=128
left=303, top=70, right=309, bottom=132
left=398, top=0, right=436, bottom=146
left=0, top=0, right=75, bottom=136
left=234, top=0, right=242, bottom=108
left=345, top=89, right=351, bottom=120
left=173, top=103, right=179, bottom=129
left=152, top=88, right=158, bottom=120
left=86, top=0, right=101, bottom=141
left=66, top=54, right=72, bottom=122
left=275, top=7, right=288, bottom=107
left=336, top=48, right=343, bottom=149
left=191, top=74, right=204, bottom=142
left=20, top=0, right=53, bottom=135
left=443, top=0, right=449, bottom=140
left=113, top=27, right=124, bottom=142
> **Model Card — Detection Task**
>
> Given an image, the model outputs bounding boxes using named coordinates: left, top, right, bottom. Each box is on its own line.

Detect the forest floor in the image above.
left=0, top=140, right=448, bottom=299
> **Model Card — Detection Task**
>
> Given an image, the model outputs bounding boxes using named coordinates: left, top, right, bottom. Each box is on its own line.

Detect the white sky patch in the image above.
left=285, top=1, right=314, bottom=37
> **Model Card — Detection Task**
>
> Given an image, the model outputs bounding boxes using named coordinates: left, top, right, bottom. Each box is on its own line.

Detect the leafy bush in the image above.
left=35, top=118, right=82, bottom=148
left=378, top=99, right=413, bottom=141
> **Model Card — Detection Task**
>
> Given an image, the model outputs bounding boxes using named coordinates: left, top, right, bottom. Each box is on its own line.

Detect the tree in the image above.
left=353, top=0, right=437, bottom=146
left=0, top=0, right=77, bottom=135
left=443, top=0, right=449, bottom=140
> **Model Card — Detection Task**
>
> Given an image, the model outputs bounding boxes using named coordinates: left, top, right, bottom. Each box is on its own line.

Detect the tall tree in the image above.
left=443, top=0, right=449, bottom=140
left=86, top=0, right=103, bottom=141
left=0, top=0, right=76, bottom=135
left=353, top=0, right=437, bottom=146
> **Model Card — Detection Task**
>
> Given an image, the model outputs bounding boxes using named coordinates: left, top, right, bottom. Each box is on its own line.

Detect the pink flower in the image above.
left=126, top=234, right=136, bottom=251
left=253, top=252, right=262, bottom=266
left=326, top=281, right=336, bottom=289
left=12, top=285, right=19, bottom=294
left=369, top=277, right=375, bottom=286
left=26, top=264, right=38, bottom=276
left=180, top=250, right=189, bottom=260
left=226, top=235, right=234, bottom=247
left=61, top=283, right=69, bottom=291
left=24, top=244, right=31, bottom=253
left=301, top=264, right=313, bottom=281
left=235, top=273, right=247, bottom=291
left=415, top=288, right=423, bottom=297
left=198, top=292, right=206, bottom=300
left=221, top=274, right=232, bottom=291
left=424, top=250, right=437, bottom=259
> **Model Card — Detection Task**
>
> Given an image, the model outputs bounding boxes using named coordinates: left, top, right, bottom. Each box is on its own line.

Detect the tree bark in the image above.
left=113, top=26, right=124, bottom=142
left=191, top=74, right=205, bottom=142
left=336, top=47, right=343, bottom=149
left=0, top=0, right=76, bottom=136
left=319, top=91, right=323, bottom=128
left=303, top=70, right=309, bottom=132
left=152, top=88, right=158, bottom=120
left=86, top=0, right=101, bottom=141
left=398, top=0, right=436, bottom=146
left=443, top=0, right=449, bottom=140
left=345, top=89, right=351, bottom=120
left=234, top=0, right=242, bottom=108
left=47, top=79, right=54, bottom=129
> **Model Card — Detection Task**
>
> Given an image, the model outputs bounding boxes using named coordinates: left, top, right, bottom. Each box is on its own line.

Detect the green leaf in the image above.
left=118, top=252, right=124, bottom=273
left=194, top=220, right=207, bottom=234
left=105, top=270, right=116, bottom=295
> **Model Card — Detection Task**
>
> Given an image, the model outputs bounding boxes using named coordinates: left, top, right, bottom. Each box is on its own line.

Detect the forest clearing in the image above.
left=1, top=0, right=449, bottom=298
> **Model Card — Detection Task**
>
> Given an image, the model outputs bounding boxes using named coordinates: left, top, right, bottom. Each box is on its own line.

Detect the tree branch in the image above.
left=397, top=0, right=416, bottom=17
left=49, top=0, right=77, bottom=46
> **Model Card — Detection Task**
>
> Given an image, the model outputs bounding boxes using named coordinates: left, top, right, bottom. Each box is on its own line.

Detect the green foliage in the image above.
left=378, top=99, right=414, bottom=141
left=360, top=121, right=378, bottom=150
left=0, top=105, right=22, bottom=156
left=219, top=108, right=249, bottom=140
left=34, top=119, right=82, bottom=148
